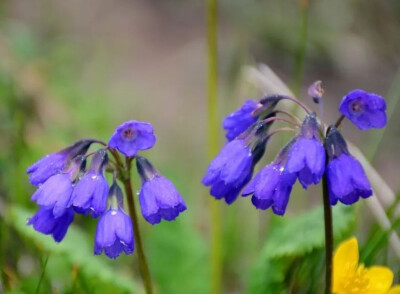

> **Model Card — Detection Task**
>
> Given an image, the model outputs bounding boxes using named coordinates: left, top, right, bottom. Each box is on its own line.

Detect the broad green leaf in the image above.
left=248, top=204, right=355, bottom=294
left=260, top=204, right=354, bottom=259
left=8, top=206, right=140, bottom=294
left=146, top=215, right=209, bottom=294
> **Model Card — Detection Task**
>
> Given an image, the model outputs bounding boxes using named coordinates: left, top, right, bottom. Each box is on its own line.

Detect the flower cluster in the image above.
left=27, top=120, right=186, bottom=258
left=203, top=87, right=387, bottom=215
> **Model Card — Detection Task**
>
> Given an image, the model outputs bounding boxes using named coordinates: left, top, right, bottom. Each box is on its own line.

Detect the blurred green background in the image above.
left=0, top=0, right=399, bottom=293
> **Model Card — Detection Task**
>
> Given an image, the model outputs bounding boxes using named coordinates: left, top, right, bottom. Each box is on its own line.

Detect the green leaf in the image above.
left=147, top=215, right=210, bottom=294
left=8, top=206, right=140, bottom=294
left=248, top=204, right=355, bottom=294
left=260, top=204, right=354, bottom=259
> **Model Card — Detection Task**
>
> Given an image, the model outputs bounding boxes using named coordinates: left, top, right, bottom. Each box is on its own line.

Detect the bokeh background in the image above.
left=1, top=0, right=399, bottom=293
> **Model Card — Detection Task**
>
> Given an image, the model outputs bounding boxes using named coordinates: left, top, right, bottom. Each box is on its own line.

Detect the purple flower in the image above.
left=30, top=156, right=85, bottom=218
left=325, top=127, right=372, bottom=205
left=27, top=206, right=74, bottom=242
left=27, top=139, right=94, bottom=186
left=108, top=120, right=156, bottom=157
left=242, top=164, right=296, bottom=215
left=69, top=150, right=109, bottom=218
left=223, top=99, right=259, bottom=141
left=94, top=208, right=134, bottom=259
left=339, top=89, right=387, bottom=130
left=202, top=139, right=254, bottom=204
left=285, top=113, right=325, bottom=189
left=136, top=156, right=186, bottom=225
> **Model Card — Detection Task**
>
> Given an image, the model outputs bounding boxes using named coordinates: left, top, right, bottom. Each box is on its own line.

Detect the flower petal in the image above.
left=333, top=237, right=359, bottom=291
left=364, top=266, right=393, bottom=294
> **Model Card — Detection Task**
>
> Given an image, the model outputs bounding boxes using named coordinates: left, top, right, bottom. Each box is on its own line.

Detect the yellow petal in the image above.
left=364, top=266, right=393, bottom=294
left=333, top=237, right=359, bottom=291
left=387, top=285, right=400, bottom=294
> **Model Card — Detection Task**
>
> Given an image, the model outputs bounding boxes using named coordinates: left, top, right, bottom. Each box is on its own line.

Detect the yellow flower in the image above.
left=333, top=237, right=400, bottom=294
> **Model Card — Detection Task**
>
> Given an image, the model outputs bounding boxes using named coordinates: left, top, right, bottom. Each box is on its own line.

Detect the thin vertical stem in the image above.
left=207, top=0, right=222, bottom=293
left=35, top=255, right=49, bottom=294
left=292, top=0, right=309, bottom=97
left=123, top=164, right=153, bottom=294
left=322, top=167, right=333, bottom=294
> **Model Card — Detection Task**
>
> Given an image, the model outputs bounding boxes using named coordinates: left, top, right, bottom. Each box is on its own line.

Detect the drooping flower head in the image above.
left=339, top=89, right=387, bottom=130
left=222, top=99, right=259, bottom=141
left=94, top=182, right=134, bottom=259
left=27, top=139, right=95, bottom=186
left=27, top=206, right=74, bottom=242
left=242, top=138, right=296, bottom=215
left=31, top=155, right=86, bottom=218
left=108, top=120, right=156, bottom=157
left=325, top=127, right=372, bottom=205
left=222, top=95, right=282, bottom=141
left=333, top=237, right=400, bottom=294
left=285, top=113, right=325, bottom=189
left=202, top=121, right=270, bottom=204
left=69, top=149, right=110, bottom=218
left=136, top=156, right=186, bottom=225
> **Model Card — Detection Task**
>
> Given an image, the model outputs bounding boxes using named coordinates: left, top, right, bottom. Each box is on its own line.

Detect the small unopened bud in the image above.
left=308, top=81, right=324, bottom=104
left=251, top=94, right=282, bottom=117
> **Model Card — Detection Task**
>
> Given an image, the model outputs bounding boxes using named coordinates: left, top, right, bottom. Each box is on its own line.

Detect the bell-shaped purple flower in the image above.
left=27, top=139, right=94, bottom=186
left=69, top=149, right=109, bottom=218
left=203, top=121, right=271, bottom=204
left=30, top=156, right=85, bottom=218
left=325, top=127, right=372, bottom=205
left=202, top=139, right=254, bottom=204
left=108, top=120, right=156, bottom=157
left=94, top=208, right=134, bottom=259
left=94, top=183, right=134, bottom=259
left=339, top=89, right=387, bottom=130
left=27, top=206, right=74, bottom=242
left=222, top=99, right=259, bottom=141
left=136, top=156, right=186, bottom=225
left=285, top=113, right=325, bottom=189
left=242, top=164, right=296, bottom=215
left=242, top=139, right=296, bottom=215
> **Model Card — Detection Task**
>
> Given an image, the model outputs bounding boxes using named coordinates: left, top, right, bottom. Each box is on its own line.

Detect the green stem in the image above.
left=322, top=164, right=333, bottom=294
left=123, top=163, right=153, bottom=294
left=207, top=0, right=222, bottom=293
left=35, top=255, right=49, bottom=294
left=292, top=0, right=309, bottom=97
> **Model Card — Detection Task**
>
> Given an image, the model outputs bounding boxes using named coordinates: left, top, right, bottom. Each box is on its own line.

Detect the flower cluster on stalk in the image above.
left=203, top=85, right=387, bottom=215
left=27, top=120, right=186, bottom=259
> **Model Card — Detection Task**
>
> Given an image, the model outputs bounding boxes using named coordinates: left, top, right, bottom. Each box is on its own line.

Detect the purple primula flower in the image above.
left=223, top=99, right=259, bottom=141
left=202, top=139, right=254, bottom=204
left=94, top=208, right=134, bottom=259
left=108, top=120, right=156, bottom=157
left=242, top=138, right=296, bottom=215
left=27, top=206, right=74, bottom=242
left=136, top=156, right=186, bottom=225
left=94, top=182, right=134, bottom=259
left=325, top=127, right=372, bottom=205
left=69, top=149, right=109, bottom=218
left=27, top=139, right=94, bottom=186
left=31, top=156, right=85, bottom=218
left=285, top=113, right=325, bottom=189
left=242, top=164, right=296, bottom=215
left=339, top=89, right=387, bottom=130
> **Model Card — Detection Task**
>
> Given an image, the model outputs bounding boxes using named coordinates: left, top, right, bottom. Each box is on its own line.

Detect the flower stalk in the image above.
left=322, top=150, right=333, bottom=294
left=123, top=159, right=153, bottom=294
